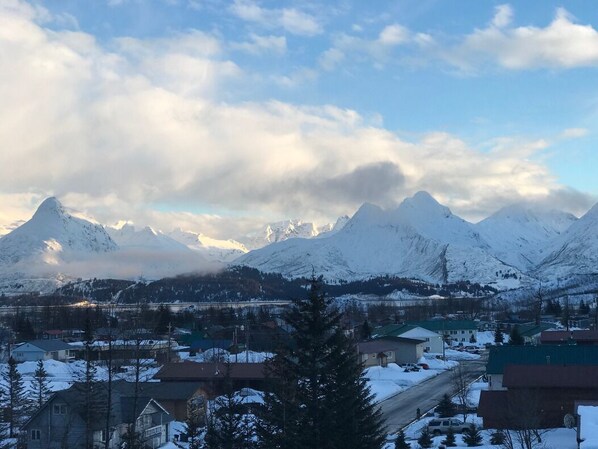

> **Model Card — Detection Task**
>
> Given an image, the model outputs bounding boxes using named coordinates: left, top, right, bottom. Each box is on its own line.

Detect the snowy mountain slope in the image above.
left=235, top=192, right=523, bottom=286
left=0, top=197, right=117, bottom=268
left=477, top=204, right=577, bottom=271
left=240, top=219, right=323, bottom=250
left=169, top=228, right=248, bottom=263
left=535, top=202, right=598, bottom=280
left=107, top=223, right=191, bottom=252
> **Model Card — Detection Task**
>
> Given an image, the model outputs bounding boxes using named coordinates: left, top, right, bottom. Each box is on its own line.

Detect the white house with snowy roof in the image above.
left=11, top=339, right=73, bottom=362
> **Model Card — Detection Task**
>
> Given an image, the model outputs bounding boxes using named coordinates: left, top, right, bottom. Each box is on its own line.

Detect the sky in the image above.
left=1, top=0, right=598, bottom=239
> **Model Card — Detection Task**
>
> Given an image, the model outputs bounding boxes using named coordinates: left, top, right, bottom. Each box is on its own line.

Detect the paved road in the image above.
left=379, top=354, right=488, bottom=434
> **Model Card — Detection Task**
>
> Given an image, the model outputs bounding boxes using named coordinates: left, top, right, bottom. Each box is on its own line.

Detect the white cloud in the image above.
left=0, top=1, right=590, bottom=238
left=319, top=23, right=411, bottom=70
left=378, top=24, right=409, bottom=46
left=492, top=4, right=513, bottom=28
left=446, top=6, right=598, bottom=70
left=229, top=0, right=323, bottom=36
left=560, top=128, right=589, bottom=139
left=231, top=34, right=286, bottom=55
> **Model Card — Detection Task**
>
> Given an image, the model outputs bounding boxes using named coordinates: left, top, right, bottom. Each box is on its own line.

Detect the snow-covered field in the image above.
left=365, top=357, right=458, bottom=402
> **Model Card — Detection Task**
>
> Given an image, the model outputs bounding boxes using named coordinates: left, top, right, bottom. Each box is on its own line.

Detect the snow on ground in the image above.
left=384, top=412, right=582, bottom=449
left=580, top=405, right=598, bottom=449
left=442, top=348, right=481, bottom=360
left=186, top=349, right=273, bottom=363
left=466, top=381, right=488, bottom=407
left=365, top=357, right=458, bottom=403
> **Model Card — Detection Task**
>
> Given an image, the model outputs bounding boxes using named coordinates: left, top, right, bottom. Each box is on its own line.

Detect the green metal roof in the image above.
left=486, top=345, right=598, bottom=374
left=407, top=320, right=477, bottom=332
left=372, top=323, right=417, bottom=338
left=517, top=323, right=554, bottom=338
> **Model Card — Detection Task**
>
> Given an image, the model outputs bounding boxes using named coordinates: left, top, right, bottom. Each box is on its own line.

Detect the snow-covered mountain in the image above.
left=235, top=192, right=524, bottom=287
left=477, top=204, right=577, bottom=271
left=107, top=223, right=191, bottom=252
left=535, top=202, right=598, bottom=280
left=169, top=228, right=248, bottom=263
left=240, top=219, right=328, bottom=250
left=0, top=197, right=117, bottom=268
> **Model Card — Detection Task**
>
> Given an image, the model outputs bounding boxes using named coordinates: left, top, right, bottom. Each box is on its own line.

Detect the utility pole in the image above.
left=167, top=322, right=172, bottom=363
left=245, top=322, right=249, bottom=363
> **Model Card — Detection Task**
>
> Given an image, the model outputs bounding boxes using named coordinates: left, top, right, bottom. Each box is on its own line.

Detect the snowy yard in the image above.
left=364, top=357, right=458, bottom=403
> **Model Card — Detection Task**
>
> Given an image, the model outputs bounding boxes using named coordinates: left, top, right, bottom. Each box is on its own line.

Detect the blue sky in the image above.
left=1, top=0, right=597, bottom=237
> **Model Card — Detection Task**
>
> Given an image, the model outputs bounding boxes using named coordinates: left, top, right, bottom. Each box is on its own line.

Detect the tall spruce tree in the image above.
left=393, top=430, right=411, bottom=449
left=509, top=325, right=524, bottom=345
left=494, top=326, right=504, bottom=344
left=32, top=359, right=51, bottom=410
left=3, top=356, right=29, bottom=438
left=256, top=278, right=385, bottom=449
left=205, top=363, right=254, bottom=449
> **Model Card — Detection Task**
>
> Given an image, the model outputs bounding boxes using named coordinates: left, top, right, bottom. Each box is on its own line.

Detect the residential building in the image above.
left=357, top=336, right=425, bottom=367
left=485, top=345, right=598, bottom=390
left=478, top=365, right=598, bottom=429
left=408, top=320, right=478, bottom=345
left=11, top=340, right=73, bottom=362
left=515, top=322, right=556, bottom=344
left=373, top=324, right=443, bottom=353
left=154, top=361, right=268, bottom=397
left=23, top=382, right=173, bottom=449
left=540, top=330, right=598, bottom=346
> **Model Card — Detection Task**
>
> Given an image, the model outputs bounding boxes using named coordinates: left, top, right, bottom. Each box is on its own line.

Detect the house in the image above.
left=188, top=339, right=232, bottom=356
left=23, top=382, right=173, bottom=449
left=154, top=361, right=268, bottom=398
left=11, top=340, right=73, bottom=362
left=478, top=365, right=598, bottom=429
left=408, top=320, right=478, bottom=345
left=373, top=324, right=443, bottom=353
left=485, top=345, right=598, bottom=390
left=71, top=339, right=174, bottom=363
left=357, top=336, right=425, bottom=367
left=540, top=330, right=598, bottom=346
left=516, top=322, right=556, bottom=344
left=125, top=381, right=206, bottom=421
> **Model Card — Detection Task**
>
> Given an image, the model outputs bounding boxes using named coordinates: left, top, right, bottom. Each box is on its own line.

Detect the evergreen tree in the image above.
left=256, top=278, right=385, bottom=449
left=74, top=325, right=106, bottom=449
left=469, top=333, right=477, bottom=344
left=493, top=326, right=504, bottom=344
left=462, top=424, right=483, bottom=447
left=361, top=320, right=372, bottom=340
left=205, top=363, right=252, bottom=449
left=489, top=430, right=505, bottom=445
left=393, top=430, right=410, bottom=449
left=416, top=427, right=433, bottom=449
left=3, top=356, right=29, bottom=437
left=436, top=393, right=456, bottom=417
left=441, top=426, right=457, bottom=447
left=185, top=399, right=204, bottom=449
left=32, top=359, right=51, bottom=410
left=579, top=300, right=590, bottom=315
left=508, top=326, right=524, bottom=345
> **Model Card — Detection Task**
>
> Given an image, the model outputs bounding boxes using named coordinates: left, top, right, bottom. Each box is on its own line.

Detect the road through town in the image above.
left=379, top=355, right=488, bottom=434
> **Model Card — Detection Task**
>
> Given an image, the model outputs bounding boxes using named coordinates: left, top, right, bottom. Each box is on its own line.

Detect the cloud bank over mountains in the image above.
left=0, top=1, right=596, bottom=238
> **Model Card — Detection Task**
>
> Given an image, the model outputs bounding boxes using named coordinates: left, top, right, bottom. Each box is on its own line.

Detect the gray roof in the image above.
left=19, top=339, right=72, bottom=352
left=357, top=337, right=424, bottom=354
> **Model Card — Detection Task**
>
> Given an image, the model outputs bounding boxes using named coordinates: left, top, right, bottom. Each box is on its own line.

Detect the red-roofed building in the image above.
left=478, top=364, right=598, bottom=429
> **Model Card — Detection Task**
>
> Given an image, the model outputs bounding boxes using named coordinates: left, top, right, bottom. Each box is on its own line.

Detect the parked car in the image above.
left=417, top=362, right=430, bottom=370
left=427, top=418, right=470, bottom=435
left=402, top=363, right=420, bottom=372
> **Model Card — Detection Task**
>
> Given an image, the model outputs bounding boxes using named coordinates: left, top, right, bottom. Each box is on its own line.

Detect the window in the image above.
left=53, top=404, right=67, bottom=415
left=31, top=429, right=41, bottom=440
left=100, top=430, right=107, bottom=442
